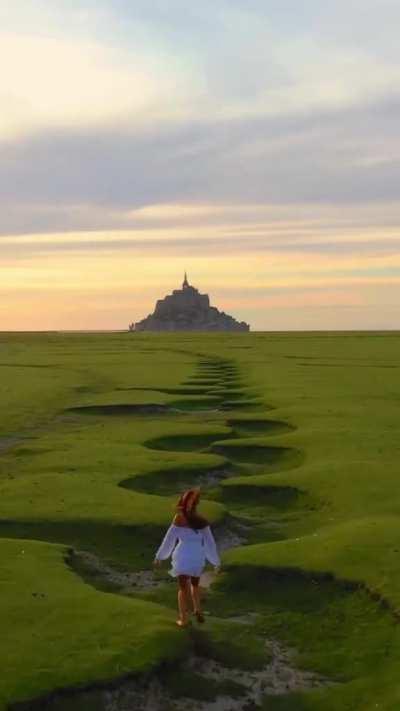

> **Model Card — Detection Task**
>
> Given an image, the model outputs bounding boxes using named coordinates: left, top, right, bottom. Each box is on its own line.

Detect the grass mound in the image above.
left=2, top=331, right=400, bottom=710
left=0, top=538, right=188, bottom=711
left=210, top=564, right=398, bottom=706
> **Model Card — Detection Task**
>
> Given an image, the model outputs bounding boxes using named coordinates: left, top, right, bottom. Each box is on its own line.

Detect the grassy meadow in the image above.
left=1, top=330, right=400, bottom=710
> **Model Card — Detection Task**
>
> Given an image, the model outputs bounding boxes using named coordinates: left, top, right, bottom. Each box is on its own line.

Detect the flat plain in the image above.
left=1, top=330, right=400, bottom=710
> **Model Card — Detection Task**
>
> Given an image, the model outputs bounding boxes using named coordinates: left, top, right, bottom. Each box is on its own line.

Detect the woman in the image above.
left=154, top=488, right=220, bottom=627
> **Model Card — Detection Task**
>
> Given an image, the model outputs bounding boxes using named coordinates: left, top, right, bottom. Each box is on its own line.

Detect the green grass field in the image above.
left=1, top=330, right=400, bottom=710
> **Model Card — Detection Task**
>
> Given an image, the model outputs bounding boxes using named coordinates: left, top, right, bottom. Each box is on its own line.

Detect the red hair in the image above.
left=176, top=488, right=208, bottom=530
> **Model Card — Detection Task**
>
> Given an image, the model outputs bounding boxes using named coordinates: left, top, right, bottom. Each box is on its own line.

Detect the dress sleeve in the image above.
left=203, top=526, right=220, bottom=567
left=155, top=525, right=178, bottom=560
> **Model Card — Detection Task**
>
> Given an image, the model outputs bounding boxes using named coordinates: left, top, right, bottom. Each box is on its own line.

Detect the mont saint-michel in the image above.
left=130, top=274, right=250, bottom=332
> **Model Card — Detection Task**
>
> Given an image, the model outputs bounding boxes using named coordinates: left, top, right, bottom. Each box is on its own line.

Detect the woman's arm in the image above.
left=154, top=524, right=178, bottom=561
left=203, top=526, right=220, bottom=567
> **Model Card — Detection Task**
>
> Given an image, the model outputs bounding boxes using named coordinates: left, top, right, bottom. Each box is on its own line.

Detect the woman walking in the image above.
left=154, top=488, right=220, bottom=627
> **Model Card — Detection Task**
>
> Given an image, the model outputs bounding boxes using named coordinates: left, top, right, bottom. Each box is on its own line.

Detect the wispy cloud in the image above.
left=0, top=1, right=399, bottom=329
left=1, top=96, right=400, bottom=231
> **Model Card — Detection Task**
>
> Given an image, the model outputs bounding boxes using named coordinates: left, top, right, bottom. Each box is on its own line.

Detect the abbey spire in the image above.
left=130, top=274, right=250, bottom=332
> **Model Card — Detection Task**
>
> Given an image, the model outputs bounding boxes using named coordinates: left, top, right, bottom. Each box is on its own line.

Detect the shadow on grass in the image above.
left=116, top=386, right=211, bottom=396
left=145, top=431, right=235, bottom=452
left=66, top=404, right=177, bottom=417
left=0, top=520, right=163, bottom=568
left=119, top=463, right=234, bottom=496
left=210, top=565, right=397, bottom=683
left=184, top=377, right=231, bottom=386
left=206, top=388, right=256, bottom=399
left=210, top=441, right=304, bottom=470
left=219, top=399, right=263, bottom=411
left=219, top=484, right=302, bottom=510
left=227, top=418, right=296, bottom=436
left=166, top=397, right=223, bottom=411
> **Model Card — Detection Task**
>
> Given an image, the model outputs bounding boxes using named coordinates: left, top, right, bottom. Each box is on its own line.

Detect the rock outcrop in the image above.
left=130, top=274, right=250, bottom=332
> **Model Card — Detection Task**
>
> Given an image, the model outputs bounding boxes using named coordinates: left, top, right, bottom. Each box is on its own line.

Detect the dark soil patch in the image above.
left=68, top=549, right=171, bottom=594
left=145, top=432, right=234, bottom=453
left=116, top=386, right=213, bottom=395
left=66, top=404, right=177, bottom=416
left=210, top=442, right=303, bottom=469
left=185, top=378, right=226, bottom=386
left=205, top=389, right=253, bottom=399
left=220, top=484, right=301, bottom=510
left=15, top=634, right=333, bottom=711
left=0, top=520, right=161, bottom=569
left=219, top=399, right=263, bottom=411
left=167, top=397, right=223, bottom=411
left=119, top=463, right=234, bottom=496
left=227, top=419, right=295, bottom=436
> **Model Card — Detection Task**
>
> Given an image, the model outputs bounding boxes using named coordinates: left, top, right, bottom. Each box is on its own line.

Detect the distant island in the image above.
left=129, top=274, right=250, bottom=332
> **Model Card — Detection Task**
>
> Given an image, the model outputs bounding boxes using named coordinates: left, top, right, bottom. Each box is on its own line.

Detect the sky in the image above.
left=1, top=1, right=400, bottom=331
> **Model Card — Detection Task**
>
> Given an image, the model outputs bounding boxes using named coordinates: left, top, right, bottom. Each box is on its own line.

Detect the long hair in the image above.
left=176, top=488, right=208, bottom=530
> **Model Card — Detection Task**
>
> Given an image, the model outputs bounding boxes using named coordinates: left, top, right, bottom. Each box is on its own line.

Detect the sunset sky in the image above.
left=1, top=1, right=400, bottom=330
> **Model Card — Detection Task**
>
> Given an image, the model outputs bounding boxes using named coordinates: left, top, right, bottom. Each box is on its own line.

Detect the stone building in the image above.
left=129, top=274, right=250, bottom=332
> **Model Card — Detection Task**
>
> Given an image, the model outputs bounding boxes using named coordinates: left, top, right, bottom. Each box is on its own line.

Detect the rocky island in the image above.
left=130, top=274, right=250, bottom=332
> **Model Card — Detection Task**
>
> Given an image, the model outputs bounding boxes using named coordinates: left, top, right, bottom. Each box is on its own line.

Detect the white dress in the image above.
left=155, top=524, right=220, bottom=577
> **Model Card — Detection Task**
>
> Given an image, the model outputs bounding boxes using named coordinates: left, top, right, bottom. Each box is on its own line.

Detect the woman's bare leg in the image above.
left=190, top=577, right=204, bottom=621
left=177, top=577, right=190, bottom=626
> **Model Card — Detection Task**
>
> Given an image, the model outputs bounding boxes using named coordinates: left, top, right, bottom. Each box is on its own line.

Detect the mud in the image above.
left=104, top=636, right=332, bottom=711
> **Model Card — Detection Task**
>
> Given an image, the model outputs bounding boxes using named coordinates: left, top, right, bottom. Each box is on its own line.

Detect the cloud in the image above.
left=1, top=1, right=400, bottom=330
left=1, top=95, right=400, bottom=235
left=1, top=0, right=400, bottom=232
left=0, top=32, right=197, bottom=139
left=3, top=1, right=400, bottom=138
left=2, top=230, right=400, bottom=261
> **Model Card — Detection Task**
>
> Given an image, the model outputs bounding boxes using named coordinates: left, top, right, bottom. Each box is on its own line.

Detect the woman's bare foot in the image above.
left=195, top=611, right=205, bottom=623
left=176, top=618, right=190, bottom=627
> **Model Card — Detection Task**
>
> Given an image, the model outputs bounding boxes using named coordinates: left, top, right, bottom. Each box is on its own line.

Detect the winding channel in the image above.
left=12, top=354, right=396, bottom=711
